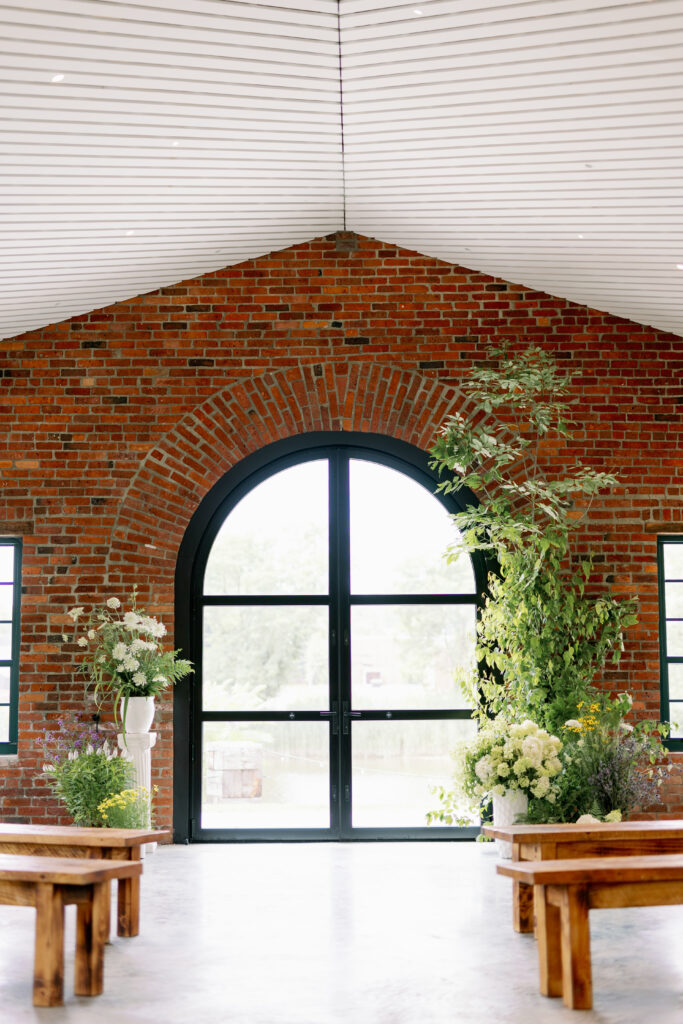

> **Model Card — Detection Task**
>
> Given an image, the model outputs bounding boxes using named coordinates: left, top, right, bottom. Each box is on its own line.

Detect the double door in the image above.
left=190, top=444, right=481, bottom=840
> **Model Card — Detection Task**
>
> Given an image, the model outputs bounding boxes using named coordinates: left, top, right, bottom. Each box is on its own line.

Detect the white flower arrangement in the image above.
left=453, top=717, right=563, bottom=807
left=63, top=588, right=193, bottom=721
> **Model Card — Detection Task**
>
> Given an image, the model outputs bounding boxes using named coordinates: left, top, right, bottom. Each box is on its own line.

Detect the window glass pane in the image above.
left=349, top=460, right=475, bottom=595
left=0, top=547, right=13, bottom=584
left=0, top=667, right=9, bottom=702
left=201, top=722, right=329, bottom=829
left=664, top=544, right=683, bottom=580
left=666, top=621, right=683, bottom=658
left=204, top=461, right=328, bottom=596
left=669, top=703, right=683, bottom=739
left=0, top=624, right=11, bottom=660
left=668, top=664, right=683, bottom=701
left=351, top=605, right=476, bottom=710
left=203, top=606, right=328, bottom=711
left=665, top=582, right=683, bottom=619
left=351, top=719, right=477, bottom=828
left=0, top=706, right=8, bottom=743
left=0, top=585, right=13, bottom=620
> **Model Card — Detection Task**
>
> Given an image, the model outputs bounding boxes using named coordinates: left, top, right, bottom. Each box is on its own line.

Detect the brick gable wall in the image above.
left=1, top=231, right=682, bottom=828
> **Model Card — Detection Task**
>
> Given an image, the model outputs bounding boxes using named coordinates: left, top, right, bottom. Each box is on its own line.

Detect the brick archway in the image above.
left=107, top=361, right=485, bottom=604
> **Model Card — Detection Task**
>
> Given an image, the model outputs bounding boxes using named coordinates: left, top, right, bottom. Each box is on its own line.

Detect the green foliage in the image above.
left=522, top=693, right=672, bottom=823
left=429, top=344, right=638, bottom=732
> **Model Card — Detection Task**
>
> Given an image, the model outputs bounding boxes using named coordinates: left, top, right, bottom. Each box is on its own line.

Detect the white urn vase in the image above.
left=492, top=789, right=529, bottom=858
left=121, top=695, right=155, bottom=734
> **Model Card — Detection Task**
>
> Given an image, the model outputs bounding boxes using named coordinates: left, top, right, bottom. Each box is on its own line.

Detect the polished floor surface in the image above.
left=1, top=841, right=682, bottom=1023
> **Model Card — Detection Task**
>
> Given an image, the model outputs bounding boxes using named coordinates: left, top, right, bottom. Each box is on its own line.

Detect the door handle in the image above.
left=319, top=702, right=339, bottom=735
left=342, top=702, right=361, bottom=734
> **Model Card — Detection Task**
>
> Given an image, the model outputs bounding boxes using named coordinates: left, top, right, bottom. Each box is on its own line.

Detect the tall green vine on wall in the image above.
left=430, top=345, right=638, bottom=734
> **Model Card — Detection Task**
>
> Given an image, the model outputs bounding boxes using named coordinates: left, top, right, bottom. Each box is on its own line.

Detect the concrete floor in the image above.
left=1, top=841, right=682, bottom=1023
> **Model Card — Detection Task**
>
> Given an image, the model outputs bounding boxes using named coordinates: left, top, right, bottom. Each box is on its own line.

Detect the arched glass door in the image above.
left=184, top=439, right=485, bottom=840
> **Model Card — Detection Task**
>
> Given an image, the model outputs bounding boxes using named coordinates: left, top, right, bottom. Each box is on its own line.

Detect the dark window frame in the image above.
left=0, top=538, right=22, bottom=755
left=658, top=535, right=683, bottom=752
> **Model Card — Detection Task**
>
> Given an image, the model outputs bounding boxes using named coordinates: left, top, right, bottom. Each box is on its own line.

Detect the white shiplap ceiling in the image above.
left=1, top=0, right=683, bottom=341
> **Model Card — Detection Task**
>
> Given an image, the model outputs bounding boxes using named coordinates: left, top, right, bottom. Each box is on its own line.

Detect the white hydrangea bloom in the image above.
left=521, top=735, right=544, bottom=766
left=604, top=809, right=623, bottom=822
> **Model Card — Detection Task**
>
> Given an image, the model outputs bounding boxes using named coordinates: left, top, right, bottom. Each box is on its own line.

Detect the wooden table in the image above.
left=482, top=819, right=683, bottom=933
left=0, top=824, right=169, bottom=937
left=0, top=853, right=142, bottom=1006
left=497, top=854, right=683, bottom=1010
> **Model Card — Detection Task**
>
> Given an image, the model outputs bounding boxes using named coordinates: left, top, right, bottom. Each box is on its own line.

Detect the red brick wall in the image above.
left=1, top=231, right=682, bottom=828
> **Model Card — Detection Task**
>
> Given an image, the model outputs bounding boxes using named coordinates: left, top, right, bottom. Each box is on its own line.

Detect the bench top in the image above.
left=481, top=819, right=683, bottom=844
left=0, top=853, right=143, bottom=885
left=0, top=824, right=170, bottom=847
left=497, top=853, right=683, bottom=886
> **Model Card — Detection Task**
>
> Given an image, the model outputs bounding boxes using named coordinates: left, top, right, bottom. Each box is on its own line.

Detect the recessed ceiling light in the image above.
left=171, top=140, right=179, bottom=147
left=578, top=234, right=584, bottom=239
left=677, top=264, right=683, bottom=270
left=125, top=230, right=135, bottom=236
left=51, top=73, right=65, bottom=83
left=413, top=8, right=423, bottom=14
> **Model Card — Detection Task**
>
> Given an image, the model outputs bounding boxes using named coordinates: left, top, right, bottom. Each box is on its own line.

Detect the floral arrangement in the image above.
left=523, top=692, right=674, bottom=824
left=42, top=716, right=134, bottom=826
left=64, top=589, right=193, bottom=723
left=428, top=717, right=563, bottom=824
left=98, top=786, right=157, bottom=829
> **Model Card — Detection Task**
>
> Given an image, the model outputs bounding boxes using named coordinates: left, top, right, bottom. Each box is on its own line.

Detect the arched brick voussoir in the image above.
left=106, top=361, right=525, bottom=587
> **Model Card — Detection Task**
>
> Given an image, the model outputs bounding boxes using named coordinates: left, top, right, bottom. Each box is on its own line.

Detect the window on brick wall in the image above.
left=0, top=539, right=21, bottom=754
left=659, top=537, right=683, bottom=750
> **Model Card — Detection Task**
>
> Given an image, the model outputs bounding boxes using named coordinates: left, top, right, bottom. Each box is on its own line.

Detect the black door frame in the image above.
left=174, top=431, right=488, bottom=843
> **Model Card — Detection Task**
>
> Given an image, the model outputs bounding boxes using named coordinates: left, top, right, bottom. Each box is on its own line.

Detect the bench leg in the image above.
left=33, top=884, right=65, bottom=1007
left=559, top=885, right=593, bottom=1010
left=117, top=874, right=140, bottom=937
left=513, top=880, right=535, bottom=933
left=75, top=882, right=108, bottom=997
left=534, top=885, right=563, bottom=997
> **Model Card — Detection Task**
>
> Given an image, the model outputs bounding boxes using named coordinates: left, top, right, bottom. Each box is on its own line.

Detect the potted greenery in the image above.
left=63, top=589, right=193, bottom=734
left=429, top=343, right=638, bottom=735
left=42, top=716, right=134, bottom=826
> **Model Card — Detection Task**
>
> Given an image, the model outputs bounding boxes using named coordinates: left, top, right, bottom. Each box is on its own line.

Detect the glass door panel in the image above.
left=204, top=460, right=329, bottom=596
left=350, top=605, right=476, bottom=710
left=203, top=606, right=329, bottom=711
left=201, top=722, right=330, bottom=830
left=349, top=459, right=475, bottom=594
left=350, top=719, right=478, bottom=829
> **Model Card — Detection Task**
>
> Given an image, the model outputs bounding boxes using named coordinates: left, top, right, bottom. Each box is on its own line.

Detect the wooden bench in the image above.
left=0, top=853, right=142, bottom=1006
left=497, top=854, right=683, bottom=1010
left=481, top=819, right=683, bottom=933
left=0, top=824, right=169, bottom=937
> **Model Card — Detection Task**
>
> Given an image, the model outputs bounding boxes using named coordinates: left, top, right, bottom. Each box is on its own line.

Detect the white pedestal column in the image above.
left=117, top=731, right=157, bottom=853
